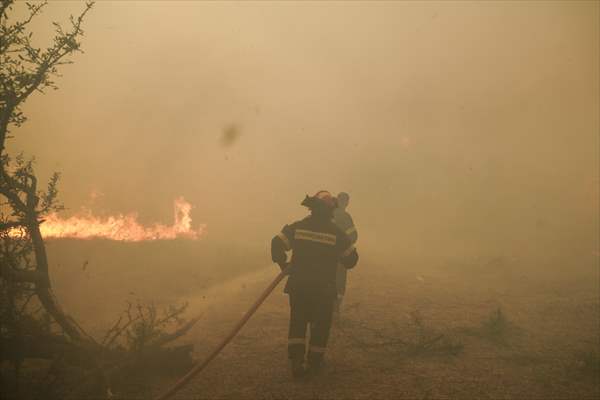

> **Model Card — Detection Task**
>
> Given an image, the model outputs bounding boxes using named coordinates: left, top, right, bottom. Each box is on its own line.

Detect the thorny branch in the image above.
left=0, top=0, right=94, bottom=154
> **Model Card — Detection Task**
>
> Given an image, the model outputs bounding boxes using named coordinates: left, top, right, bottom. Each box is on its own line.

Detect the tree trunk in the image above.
left=27, top=205, right=89, bottom=344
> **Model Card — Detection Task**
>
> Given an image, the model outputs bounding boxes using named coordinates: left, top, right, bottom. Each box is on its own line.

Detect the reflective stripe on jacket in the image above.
left=271, top=215, right=358, bottom=296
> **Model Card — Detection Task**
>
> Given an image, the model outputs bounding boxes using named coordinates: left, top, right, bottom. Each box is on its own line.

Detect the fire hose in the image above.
left=154, top=266, right=290, bottom=400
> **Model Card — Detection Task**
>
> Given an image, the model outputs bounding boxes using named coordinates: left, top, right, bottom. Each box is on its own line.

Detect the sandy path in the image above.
left=146, top=262, right=599, bottom=400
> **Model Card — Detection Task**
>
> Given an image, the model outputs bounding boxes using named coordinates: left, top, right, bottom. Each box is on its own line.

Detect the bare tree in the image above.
left=0, top=2, right=199, bottom=397
left=1, top=0, right=95, bottom=346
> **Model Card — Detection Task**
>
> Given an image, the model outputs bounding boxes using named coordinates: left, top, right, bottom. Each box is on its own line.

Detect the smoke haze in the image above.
left=12, top=1, right=597, bottom=269
left=3, top=2, right=599, bottom=398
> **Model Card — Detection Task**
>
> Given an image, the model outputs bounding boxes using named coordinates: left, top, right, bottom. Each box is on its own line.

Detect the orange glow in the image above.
left=34, top=197, right=205, bottom=241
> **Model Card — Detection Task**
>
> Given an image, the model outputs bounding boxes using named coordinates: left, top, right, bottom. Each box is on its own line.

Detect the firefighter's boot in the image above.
left=290, top=358, right=306, bottom=379
left=306, top=352, right=324, bottom=378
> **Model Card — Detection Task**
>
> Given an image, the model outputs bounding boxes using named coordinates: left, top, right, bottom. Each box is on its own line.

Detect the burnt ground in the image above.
left=2, top=241, right=599, bottom=400
left=146, top=257, right=599, bottom=400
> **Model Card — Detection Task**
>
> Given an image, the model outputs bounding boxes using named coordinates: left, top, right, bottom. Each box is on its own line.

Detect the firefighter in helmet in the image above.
left=271, top=191, right=359, bottom=378
left=333, top=192, right=358, bottom=316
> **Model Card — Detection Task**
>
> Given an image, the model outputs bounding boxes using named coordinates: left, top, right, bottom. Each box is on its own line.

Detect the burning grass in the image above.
left=10, top=197, right=205, bottom=242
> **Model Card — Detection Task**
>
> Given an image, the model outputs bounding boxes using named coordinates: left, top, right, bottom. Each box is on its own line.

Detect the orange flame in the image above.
left=36, top=197, right=205, bottom=241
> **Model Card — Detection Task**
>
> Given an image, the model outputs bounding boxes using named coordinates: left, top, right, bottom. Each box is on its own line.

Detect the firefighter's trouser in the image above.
left=336, top=264, right=347, bottom=297
left=287, top=290, right=335, bottom=366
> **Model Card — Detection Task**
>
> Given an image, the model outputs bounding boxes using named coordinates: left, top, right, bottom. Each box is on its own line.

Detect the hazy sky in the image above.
left=7, top=1, right=599, bottom=262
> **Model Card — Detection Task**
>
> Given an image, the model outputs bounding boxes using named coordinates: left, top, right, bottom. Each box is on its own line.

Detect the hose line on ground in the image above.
left=154, top=267, right=289, bottom=400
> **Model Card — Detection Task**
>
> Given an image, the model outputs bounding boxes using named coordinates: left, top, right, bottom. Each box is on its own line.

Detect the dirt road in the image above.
left=147, top=259, right=599, bottom=400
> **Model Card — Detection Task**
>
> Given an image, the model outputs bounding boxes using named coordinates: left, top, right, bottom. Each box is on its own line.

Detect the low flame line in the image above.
left=9, top=197, right=205, bottom=242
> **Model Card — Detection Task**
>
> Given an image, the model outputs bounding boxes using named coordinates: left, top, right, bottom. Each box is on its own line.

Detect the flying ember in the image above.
left=37, top=197, right=205, bottom=241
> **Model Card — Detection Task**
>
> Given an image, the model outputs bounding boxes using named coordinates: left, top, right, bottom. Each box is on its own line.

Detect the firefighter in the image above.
left=333, top=192, right=358, bottom=317
left=271, top=191, right=359, bottom=379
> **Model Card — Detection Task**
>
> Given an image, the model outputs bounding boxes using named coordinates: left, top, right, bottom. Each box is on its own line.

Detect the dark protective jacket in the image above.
left=333, top=208, right=358, bottom=244
left=271, top=215, right=359, bottom=297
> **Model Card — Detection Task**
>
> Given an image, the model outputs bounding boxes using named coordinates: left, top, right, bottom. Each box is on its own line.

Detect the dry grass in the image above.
left=4, top=242, right=598, bottom=399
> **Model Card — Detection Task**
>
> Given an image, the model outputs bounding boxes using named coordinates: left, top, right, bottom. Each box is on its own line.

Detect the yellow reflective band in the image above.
left=345, top=226, right=356, bottom=235
left=309, top=345, right=326, bottom=353
left=341, top=245, right=355, bottom=257
left=294, top=229, right=336, bottom=246
left=277, top=232, right=291, bottom=250
left=288, top=338, right=306, bottom=345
